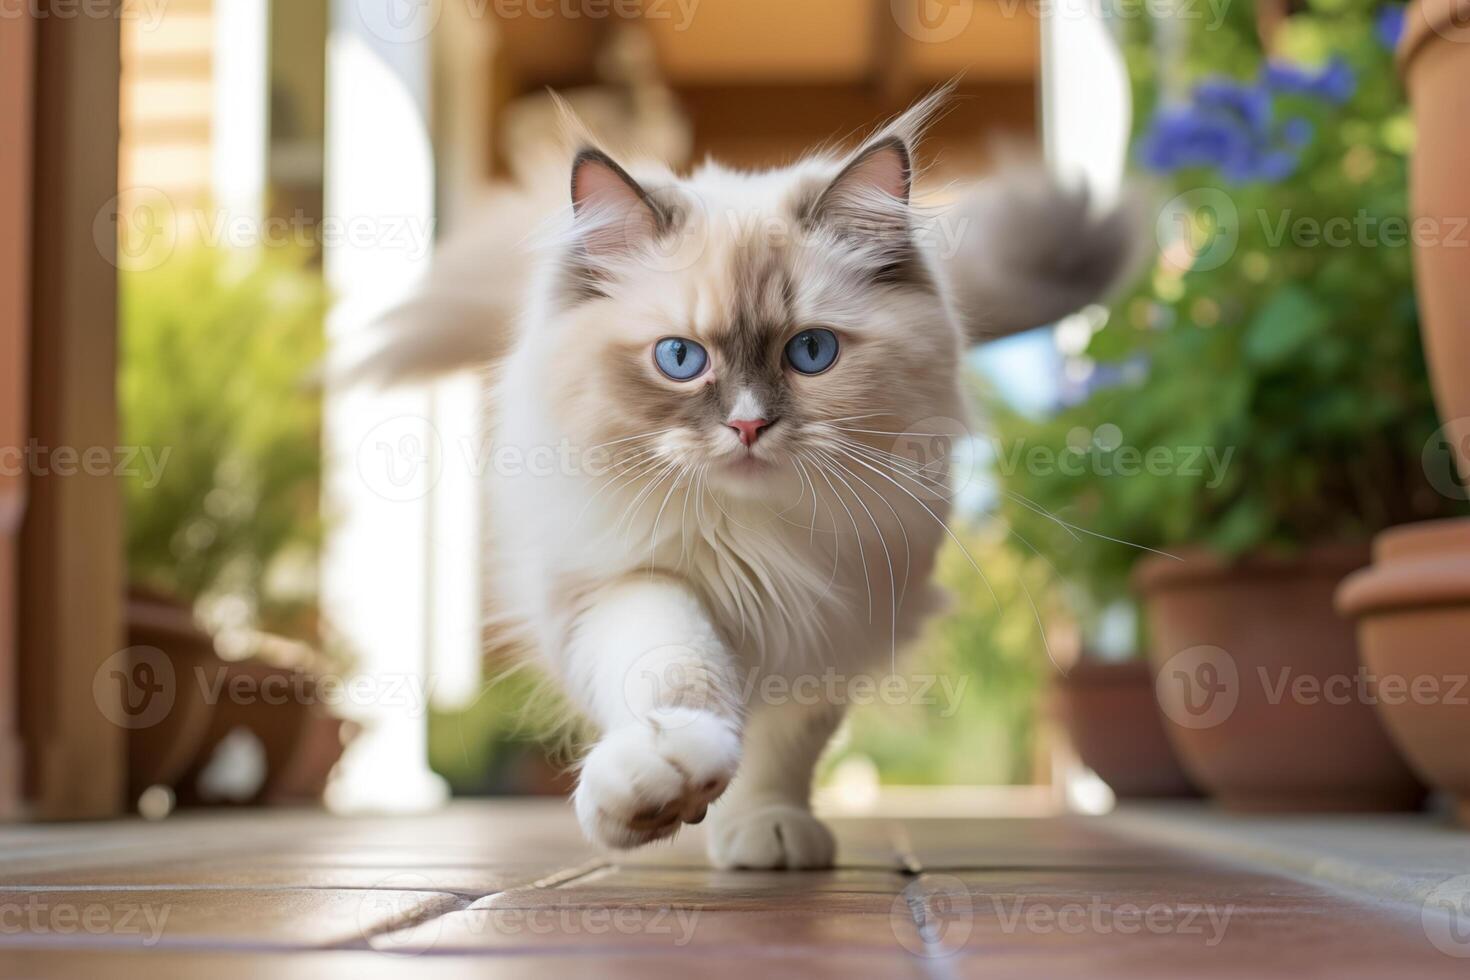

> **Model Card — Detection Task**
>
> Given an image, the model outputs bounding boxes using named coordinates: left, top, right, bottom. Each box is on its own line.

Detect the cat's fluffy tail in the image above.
left=931, top=169, right=1146, bottom=344
left=322, top=184, right=556, bottom=387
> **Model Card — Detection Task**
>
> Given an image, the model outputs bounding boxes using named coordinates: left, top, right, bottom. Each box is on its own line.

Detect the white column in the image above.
left=1040, top=0, right=1130, bottom=202
left=1040, top=0, right=1132, bottom=815
left=211, top=0, right=270, bottom=223
left=321, top=0, right=448, bottom=813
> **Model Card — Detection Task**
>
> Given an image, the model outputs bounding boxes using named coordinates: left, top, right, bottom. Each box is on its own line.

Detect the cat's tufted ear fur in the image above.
left=806, top=136, right=913, bottom=245
left=570, top=148, right=668, bottom=257
left=814, top=136, right=912, bottom=210
left=803, top=87, right=948, bottom=257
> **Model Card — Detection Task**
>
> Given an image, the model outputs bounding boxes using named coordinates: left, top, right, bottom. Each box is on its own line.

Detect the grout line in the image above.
left=325, top=891, right=472, bottom=952
left=324, top=863, right=612, bottom=953
left=466, top=859, right=614, bottom=911
left=531, top=859, right=615, bottom=891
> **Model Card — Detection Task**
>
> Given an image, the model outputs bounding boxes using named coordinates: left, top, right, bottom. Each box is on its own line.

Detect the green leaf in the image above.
left=1244, top=286, right=1332, bottom=367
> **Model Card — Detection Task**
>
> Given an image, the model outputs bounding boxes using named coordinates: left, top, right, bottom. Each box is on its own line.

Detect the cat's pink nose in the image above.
left=728, top=418, right=773, bottom=447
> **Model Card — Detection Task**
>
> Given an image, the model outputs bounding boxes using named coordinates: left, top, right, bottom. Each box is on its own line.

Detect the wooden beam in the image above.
left=20, top=6, right=126, bottom=819
left=0, top=2, right=36, bottom=820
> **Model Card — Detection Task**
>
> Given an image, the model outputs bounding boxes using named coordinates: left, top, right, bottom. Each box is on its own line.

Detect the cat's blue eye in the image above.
left=654, top=337, right=709, bottom=381
left=785, top=328, right=840, bottom=375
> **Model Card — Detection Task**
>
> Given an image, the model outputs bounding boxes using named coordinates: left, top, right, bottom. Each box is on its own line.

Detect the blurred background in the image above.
left=4, top=0, right=1466, bottom=825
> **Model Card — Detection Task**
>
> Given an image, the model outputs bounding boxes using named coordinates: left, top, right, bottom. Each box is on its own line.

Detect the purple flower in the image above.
left=1376, top=6, right=1407, bottom=50
left=1262, top=57, right=1357, bottom=105
left=1137, top=107, right=1251, bottom=173
left=1193, top=78, right=1273, bottom=133
left=1282, top=117, right=1314, bottom=148
left=1138, top=76, right=1309, bottom=184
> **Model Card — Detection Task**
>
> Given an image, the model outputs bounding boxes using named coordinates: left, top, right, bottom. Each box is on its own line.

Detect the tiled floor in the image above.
left=0, top=800, right=1464, bottom=978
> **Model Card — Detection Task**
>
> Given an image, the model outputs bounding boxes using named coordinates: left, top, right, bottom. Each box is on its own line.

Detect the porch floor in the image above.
left=0, top=800, right=1463, bottom=978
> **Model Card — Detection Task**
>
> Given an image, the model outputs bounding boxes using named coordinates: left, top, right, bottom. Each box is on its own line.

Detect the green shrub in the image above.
left=120, top=246, right=329, bottom=639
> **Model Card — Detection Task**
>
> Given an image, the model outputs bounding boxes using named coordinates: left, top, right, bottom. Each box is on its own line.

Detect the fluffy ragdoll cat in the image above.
left=351, top=95, right=1136, bottom=869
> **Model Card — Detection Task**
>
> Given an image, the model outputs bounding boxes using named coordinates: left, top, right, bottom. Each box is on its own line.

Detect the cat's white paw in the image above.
left=708, top=801, right=836, bottom=870
left=573, top=709, right=740, bottom=850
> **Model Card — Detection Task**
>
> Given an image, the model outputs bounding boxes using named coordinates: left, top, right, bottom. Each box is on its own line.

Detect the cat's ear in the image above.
left=807, top=87, right=948, bottom=236
left=807, top=136, right=914, bottom=245
left=818, top=136, right=913, bottom=212
left=570, top=148, right=665, bottom=256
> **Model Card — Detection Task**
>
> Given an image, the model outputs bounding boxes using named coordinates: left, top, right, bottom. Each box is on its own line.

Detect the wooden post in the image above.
left=0, top=4, right=36, bottom=820
left=19, top=6, right=126, bottom=819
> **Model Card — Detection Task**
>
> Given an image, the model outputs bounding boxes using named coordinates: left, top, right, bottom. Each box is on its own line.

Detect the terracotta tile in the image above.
left=0, top=859, right=566, bottom=896
left=617, top=815, right=910, bottom=869
left=0, top=803, right=1462, bottom=977
left=0, top=949, right=914, bottom=980
left=370, top=907, right=922, bottom=956
left=898, top=816, right=1175, bottom=870
left=0, top=887, right=463, bottom=950
left=475, top=865, right=911, bottom=910
left=885, top=867, right=1463, bottom=976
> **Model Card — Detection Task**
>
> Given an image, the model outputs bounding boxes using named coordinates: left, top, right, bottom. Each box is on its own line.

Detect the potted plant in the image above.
left=120, top=243, right=343, bottom=807
left=1336, top=0, right=1470, bottom=826
left=995, top=0, right=1460, bottom=810
left=1050, top=654, right=1198, bottom=799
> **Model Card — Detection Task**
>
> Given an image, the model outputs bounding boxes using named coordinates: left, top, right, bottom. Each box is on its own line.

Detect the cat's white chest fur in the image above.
left=486, top=404, right=951, bottom=684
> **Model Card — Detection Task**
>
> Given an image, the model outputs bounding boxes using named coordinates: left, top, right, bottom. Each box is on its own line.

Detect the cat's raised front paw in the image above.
left=573, top=709, right=740, bottom=850
left=708, top=802, right=836, bottom=870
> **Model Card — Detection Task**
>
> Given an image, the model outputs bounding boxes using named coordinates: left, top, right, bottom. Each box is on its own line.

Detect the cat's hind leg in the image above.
left=566, top=576, right=744, bottom=850
left=707, top=700, right=842, bottom=870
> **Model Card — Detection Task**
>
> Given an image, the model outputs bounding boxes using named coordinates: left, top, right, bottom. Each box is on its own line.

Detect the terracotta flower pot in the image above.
left=1135, top=547, right=1424, bottom=812
left=1333, top=1, right=1470, bottom=829
left=1401, top=0, right=1470, bottom=471
left=1337, top=520, right=1470, bottom=825
left=1051, top=658, right=1199, bottom=799
left=123, top=590, right=221, bottom=806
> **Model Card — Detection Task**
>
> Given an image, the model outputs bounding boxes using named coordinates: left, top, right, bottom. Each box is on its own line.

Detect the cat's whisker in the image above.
left=614, top=460, right=678, bottom=542
left=646, top=463, right=689, bottom=574
left=803, top=451, right=873, bottom=625
left=793, top=454, right=846, bottom=605
left=601, top=444, right=672, bottom=480
left=824, top=447, right=915, bottom=619
left=833, top=446, right=1001, bottom=614
left=995, top=489, right=1080, bottom=543
left=793, top=455, right=821, bottom=546
left=815, top=448, right=903, bottom=665
left=830, top=426, right=962, bottom=439
left=831, top=446, right=1061, bottom=676
left=832, top=437, right=952, bottom=495
left=587, top=426, right=680, bottom=451
left=834, top=430, right=1179, bottom=561
left=674, top=463, right=702, bottom=575
left=570, top=450, right=671, bottom=532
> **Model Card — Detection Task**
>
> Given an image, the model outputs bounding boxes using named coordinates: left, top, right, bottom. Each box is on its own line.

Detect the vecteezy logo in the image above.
left=893, top=0, right=974, bottom=43
left=887, top=416, right=973, bottom=501
left=1423, top=875, right=1470, bottom=958
left=94, top=188, right=178, bottom=273
left=1155, top=644, right=1239, bottom=730
left=356, top=415, right=444, bottom=502
left=1423, top=421, right=1470, bottom=501
left=622, top=645, right=721, bottom=730
left=93, top=646, right=176, bottom=730
left=1157, top=188, right=1239, bottom=273
left=356, top=0, right=441, bottom=45
left=892, top=874, right=974, bottom=957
